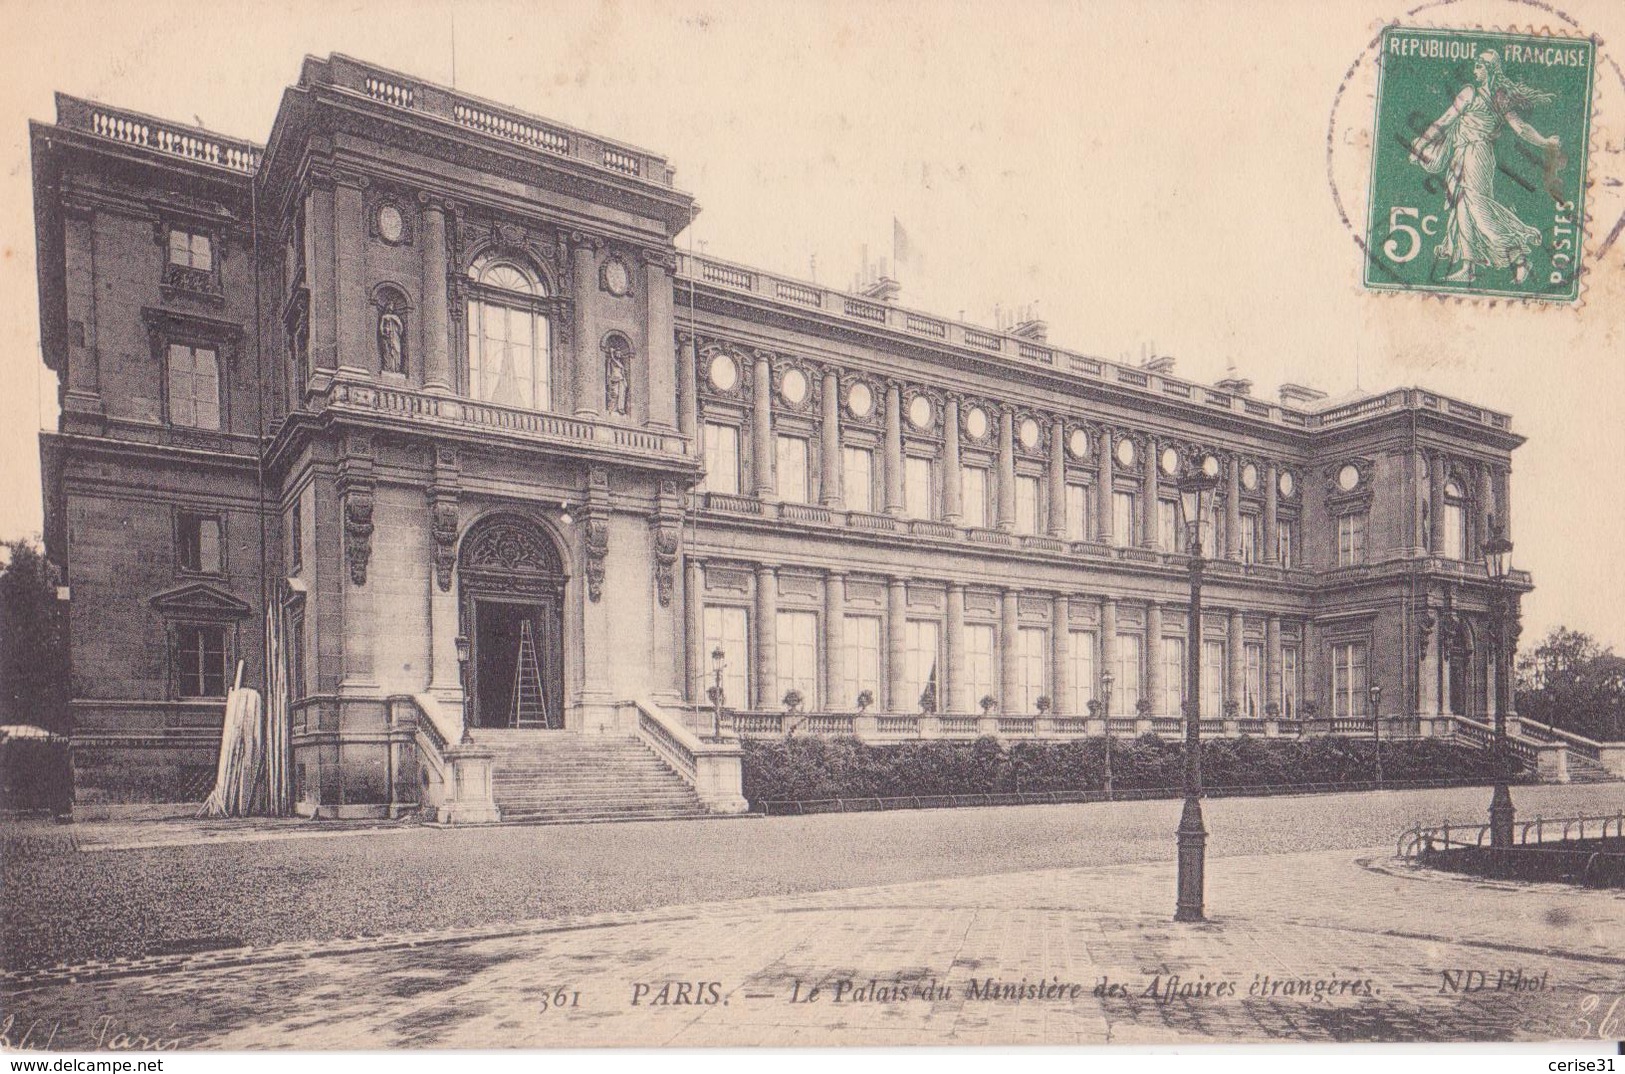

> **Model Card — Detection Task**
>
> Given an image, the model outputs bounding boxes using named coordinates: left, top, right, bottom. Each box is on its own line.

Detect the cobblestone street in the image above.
left=2, top=784, right=1623, bottom=1048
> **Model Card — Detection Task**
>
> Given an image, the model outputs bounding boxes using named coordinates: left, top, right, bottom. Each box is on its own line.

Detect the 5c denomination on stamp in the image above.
left=1364, top=26, right=1595, bottom=303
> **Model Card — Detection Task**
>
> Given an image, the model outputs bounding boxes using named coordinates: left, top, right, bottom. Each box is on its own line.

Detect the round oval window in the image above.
left=1279, top=470, right=1296, bottom=497
left=1242, top=462, right=1259, bottom=491
left=780, top=367, right=808, bottom=405
left=708, top=354, right=738, bottom=392
left=965, top=406, right=989, bottom=440
left=1338, top=464, right=1360, bottom=491
left=847, top=381, right=873, bottom=419
left=1018, top=417, right=1040, bottom=449
left=1116, top=438, right=1136, bottom=468
left=908, top=395, right=933, bottom=429
left=1160, top=447, right=1179, bottom=476
left=1068, top=428, right=1089, bottom=458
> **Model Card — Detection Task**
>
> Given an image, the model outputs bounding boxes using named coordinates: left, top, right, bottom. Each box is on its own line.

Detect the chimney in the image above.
left=1215, top=376, right=1253, bottom=396
left=1279, top=382, right=1328, bottom=407
left=1141, top=354, right=1176, bottom=374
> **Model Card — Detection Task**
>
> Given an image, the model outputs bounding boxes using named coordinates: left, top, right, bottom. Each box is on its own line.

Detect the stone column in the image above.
left=571, top=236, right=598, bottom=418
left=943, top=397, right=963, bottom=522
left=61, top=205, right=103, bottom=419
left=1266, top=614, right=1283, bottom=712
left=821, top=369, right=842, bottom=508
left=686, top=559, right=705, bottom=702
left=1048, top=419, right=1067, bottom=537
left=1141, top=435, right=1159, bottom=547
left=1096, top=427, right=1115, bottom=543
left=1429, top=453, right=1447, bottom=555
left=945, top=582, right=966, bottom=714
left=1100, top=598, right=1118, bottom=716
left=753, top=354, right=776, bottom=499
left=887, top=577, right=908, bottom=711
left=1497, top=464, right=1512, bottom=542
left=678, top=336, right=699, bottom=449
left=1051, top=594, right=1071, bottom=715
left=754, top=564, right=777, bottom=710
left=307, top=183, right=338, bottom=374
left=1000, top=588, right=1020, bottom=714
left=1146, top=602, right=1165, bottom=716
left=883, top=382, right=904, bottom=516
left=645, top=255, right=676, bottom=430
left=335, top=180, right=369, bottom=376
left=824, top=571, right=845, bottom=711
left=1304, top=619, right=1322, bottom=714
left=1225, top=456, right=1242, bottom=561
left=420, top=198, right=452, bottom=393
left=997, top=406, right=1016, bottom=531
left=1228, top=609, right=1245, bottom=712
left=1263, top=461, right=1280, bottom=564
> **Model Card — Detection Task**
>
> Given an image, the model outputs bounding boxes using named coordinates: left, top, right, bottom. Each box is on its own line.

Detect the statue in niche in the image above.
left=378, top=309, right=406, bottom=374
left=604, top=335, right=631, bottom=415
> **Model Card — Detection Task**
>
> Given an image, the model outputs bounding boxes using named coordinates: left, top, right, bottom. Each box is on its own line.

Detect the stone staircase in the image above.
left=1564, top=752, right=1622, bottom=784
left=472, top=729, right=712, bottom=824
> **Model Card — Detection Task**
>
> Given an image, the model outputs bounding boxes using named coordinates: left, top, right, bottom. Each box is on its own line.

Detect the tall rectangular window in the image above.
left=175, top=624, right=228, bottom=697
left=902, top=620, right=940, bottom=712
left=286, top=607, right=306, bottom=701
left=1115, top=634, right=1143, bottom=716
left=1278, top=520, right=1296, bottom=568
left=1163, top=637, right=1187, bottom=717
left=905, top=456, right=935, bottom=520
left=842, top=615, right=882, bottom=709
left=703, top=423, right=740, bottom=495
left=1065, top=484, right=1088, bottom=542
left=1332, top=642, right=1369, bottom=718
left=467, top=296, right=549, bottom=411
left=176, top=512, right=222, bottom=575
left=961, top=467, right=989, bottom=529
left=1281, top=645, right=1301, bottom=718
left=1067, top=630, right=1096, bottom=715
left=287, top=496, right=302, bottom=574
left=1244, top=642, right=1264, bottom=717
left=701, top=605, right=750, bottom=709
left=1337, top=512, right=1368, bottom=566
left=776, top=436, right=810, bottom=504
left=965, top=623, right=996, bottom=711
left=167, top=344, right=220, bottom=430
left=1200, top=501, right=1222, bottom=559
left=843, top=447, right=874, bottom=513
left=1443, top=502, right=1467, bottom=560
left=1201, top=640, right=1226, bottom=718
left=1112, top=491, right=1137, bottom=547
left=1240, top=513, right=1261, bottom=564
left=167, top=229, right=213, bottom=270
left=1015, top=475, right=1041, bottom=535
left=775, top=610, right=819, bottom=709
left=1158, top=498, right=1181, bottom=552
left=1016, top=627, right=1048, bottom=713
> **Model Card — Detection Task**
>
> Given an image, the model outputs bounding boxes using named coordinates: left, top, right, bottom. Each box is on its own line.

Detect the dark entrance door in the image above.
left=457, top=513, right=569, bottom=731
left=472, top=597, right=564, bottom=729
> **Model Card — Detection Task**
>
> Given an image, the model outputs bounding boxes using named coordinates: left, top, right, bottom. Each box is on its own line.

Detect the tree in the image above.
left=1515, top=626, right=1625, bottom=742
left=0, top=538, right=70, bottom=733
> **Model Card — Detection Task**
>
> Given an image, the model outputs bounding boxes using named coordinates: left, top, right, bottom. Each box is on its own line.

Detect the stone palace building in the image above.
left=30, top=55, right=1532, bottom=819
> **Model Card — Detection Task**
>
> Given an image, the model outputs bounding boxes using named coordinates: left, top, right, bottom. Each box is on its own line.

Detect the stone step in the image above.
left=494, top=793, right=703, bottom=809
left=497, top=809, right=713, bottom=826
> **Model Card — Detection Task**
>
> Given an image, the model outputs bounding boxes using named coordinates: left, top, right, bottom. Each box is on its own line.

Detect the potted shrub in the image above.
left=979, top=694, right=998, bottom=716
left=918, top=682, right=937, bottom=714
left=1087, top=699, right=1102, bottom=718
left=1264, top=701, right=1281, bottom=718
left=1034, top=695, right=1051, bottom=715
left=855, top=689, right=874, bottom=714
left=1135, top=698, right=1153, bottom=717
left=1223, top=699, right=1241, bottom=720
left=782, top=688, right=804, bottom=714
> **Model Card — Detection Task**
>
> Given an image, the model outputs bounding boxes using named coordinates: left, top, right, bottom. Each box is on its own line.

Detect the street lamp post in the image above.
left=1482, top=515, right=1515, bottom=848
left=1369, top=684, right=1383, bottom=787
left=1176, top=452, right=1220, bottom=923
left=710, top=646, right=727, bottom=741
left=1100, top=669, right=1116, bottom=798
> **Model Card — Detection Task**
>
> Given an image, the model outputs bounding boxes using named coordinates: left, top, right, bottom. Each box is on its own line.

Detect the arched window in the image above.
left=1442, top=478, right=1468, bottom=561
left=466, top=259, right=550, bottom=411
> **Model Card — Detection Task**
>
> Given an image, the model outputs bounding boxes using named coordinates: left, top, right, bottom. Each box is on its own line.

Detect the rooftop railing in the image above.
left=675, top=248, right=1515, bottom=437
left=55, top=95, right=262, bottom=174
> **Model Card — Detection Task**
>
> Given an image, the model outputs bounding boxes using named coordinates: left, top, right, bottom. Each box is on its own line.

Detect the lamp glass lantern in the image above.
left=1482, top=518, right=1512, bottom=580
left=1178, top=455, right=1221, bottom=556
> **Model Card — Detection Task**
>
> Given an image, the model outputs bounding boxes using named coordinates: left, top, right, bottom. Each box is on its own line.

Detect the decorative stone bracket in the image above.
left=339, top=432, right=376, bottom=587
left=651, top=478, right=684, bottom=607
left=429, top=443, right=461, bottom=592
left=584, top=465, right=610, bottom=602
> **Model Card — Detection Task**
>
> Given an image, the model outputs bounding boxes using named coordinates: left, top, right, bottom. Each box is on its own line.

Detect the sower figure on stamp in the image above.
left=1410, top=50, right=1562, bottom=285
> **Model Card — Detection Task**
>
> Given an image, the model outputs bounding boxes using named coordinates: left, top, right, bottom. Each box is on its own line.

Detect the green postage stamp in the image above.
left=1365, top=27, right=1596, bottom=303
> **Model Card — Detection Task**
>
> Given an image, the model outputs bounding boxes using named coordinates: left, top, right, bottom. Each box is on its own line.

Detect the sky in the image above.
left=1, top=0, right=1622, bottom=650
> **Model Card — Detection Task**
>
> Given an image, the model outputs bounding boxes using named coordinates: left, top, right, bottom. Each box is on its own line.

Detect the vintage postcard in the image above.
left=1, top=0, right=1623, bottom=1062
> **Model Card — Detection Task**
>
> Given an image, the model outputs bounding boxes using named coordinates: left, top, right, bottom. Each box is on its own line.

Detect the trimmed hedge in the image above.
left=0, top=734, right=73, bottom=814
left=741, top=734, right=1522, bottom=804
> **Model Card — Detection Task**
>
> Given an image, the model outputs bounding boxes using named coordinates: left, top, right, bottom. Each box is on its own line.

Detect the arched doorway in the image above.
left=1444, top=618, right=1487, bottom=719
left=458, top=514, right=567, bottom=730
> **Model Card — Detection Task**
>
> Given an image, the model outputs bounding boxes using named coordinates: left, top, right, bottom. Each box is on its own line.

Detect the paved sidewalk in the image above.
left=3, top=845, right=1620, bottom=1048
